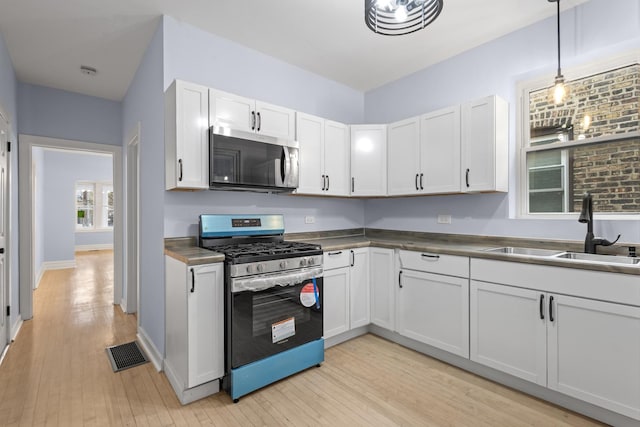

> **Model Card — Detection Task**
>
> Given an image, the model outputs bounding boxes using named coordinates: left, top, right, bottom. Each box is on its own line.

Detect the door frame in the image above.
left=124, top=123, right=140, bottom=316
left=0, top=106, right=10, bottom=351
left=18, top=134, right=123, bottom=320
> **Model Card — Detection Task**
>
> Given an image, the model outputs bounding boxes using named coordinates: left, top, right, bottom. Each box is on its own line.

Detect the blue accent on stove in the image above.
left=200, top=214, right=285, bottom=238
left=230, top=338, right=324, bottom=401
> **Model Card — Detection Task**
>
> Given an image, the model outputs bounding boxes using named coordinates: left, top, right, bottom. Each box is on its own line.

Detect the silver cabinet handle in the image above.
left=421, top=253, right=440, bottom=261
left=350, top=250, right=355, bottom=267
left=328, top=251, right=342, bottom=256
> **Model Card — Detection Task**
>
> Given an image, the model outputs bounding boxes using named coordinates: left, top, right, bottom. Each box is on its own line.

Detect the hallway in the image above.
left=0, top=251, right=602, bottom=426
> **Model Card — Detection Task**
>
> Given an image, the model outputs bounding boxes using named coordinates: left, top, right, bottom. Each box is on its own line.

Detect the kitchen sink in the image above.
left=553, top=252, right=640, bottom=265
left=484, top=247, right=564, bottom=257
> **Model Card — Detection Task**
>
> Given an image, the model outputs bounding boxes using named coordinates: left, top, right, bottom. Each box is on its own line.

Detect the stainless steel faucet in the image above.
left=578, top=192, right=620, bottom=254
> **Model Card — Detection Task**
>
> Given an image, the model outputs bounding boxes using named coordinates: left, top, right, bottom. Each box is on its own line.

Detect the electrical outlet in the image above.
left=305, top=216, right=315, bottom=224
left=437, top=214, right=452, bottom=224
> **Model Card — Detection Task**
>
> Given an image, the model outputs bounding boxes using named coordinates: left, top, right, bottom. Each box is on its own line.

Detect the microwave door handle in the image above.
left=281, top=147, right=291, bottom=186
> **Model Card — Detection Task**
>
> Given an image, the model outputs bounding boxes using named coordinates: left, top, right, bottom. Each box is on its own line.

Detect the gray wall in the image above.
left=363, top=0, right=640, bottom=244
left=122, top=21, right=165, bottom=356
left=18, top=83, right=122, bottom=146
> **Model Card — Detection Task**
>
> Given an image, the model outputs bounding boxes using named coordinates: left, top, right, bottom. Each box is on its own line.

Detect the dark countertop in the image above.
left=165, top=229, right=640, bottom=275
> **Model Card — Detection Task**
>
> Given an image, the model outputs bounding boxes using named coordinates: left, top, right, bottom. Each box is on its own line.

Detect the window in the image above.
left=519, top=58, right=640, bottom=216
left=76, top=182, right=113, bottom=230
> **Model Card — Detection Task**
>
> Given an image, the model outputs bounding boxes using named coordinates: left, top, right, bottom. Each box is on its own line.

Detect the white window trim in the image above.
left=76, top=180, right=114, bottom=232
left=516, top=50, right=640, bottom=220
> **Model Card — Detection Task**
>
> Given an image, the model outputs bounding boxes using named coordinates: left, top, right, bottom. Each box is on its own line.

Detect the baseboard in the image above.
left=325, top=326, right=368, bottom=349
left=10, top=317, right=23, bottom=341
left=75, top=244, right=113, bottom=252
left=42, top=260, right=76, bottom=271
left=164, top=359, right=220, bottom=405
left=137, top=327, right=163, bottom=372
left=34, top=267, right=44, bottom=290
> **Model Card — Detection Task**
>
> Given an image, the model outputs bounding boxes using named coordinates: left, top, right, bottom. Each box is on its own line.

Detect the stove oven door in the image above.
left=229, top=267, right=323, bottom=369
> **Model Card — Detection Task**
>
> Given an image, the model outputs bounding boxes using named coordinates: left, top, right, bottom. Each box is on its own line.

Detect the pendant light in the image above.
left=365, top=0, right=444, bottom=36
left=549, top=0, right=568, bottom=104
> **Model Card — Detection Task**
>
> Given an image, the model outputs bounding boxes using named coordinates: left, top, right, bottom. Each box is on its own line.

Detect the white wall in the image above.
left=364, top=0, right=640, bottom=244
left=32, top=147, right=44, bottom=282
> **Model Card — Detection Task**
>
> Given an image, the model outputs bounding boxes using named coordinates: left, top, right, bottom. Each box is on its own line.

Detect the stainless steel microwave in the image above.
left=209, top=126, right=299, bottom=193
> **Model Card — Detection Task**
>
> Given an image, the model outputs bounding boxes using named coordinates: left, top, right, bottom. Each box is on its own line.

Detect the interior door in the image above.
left=0, top=113, right=8, bottom=348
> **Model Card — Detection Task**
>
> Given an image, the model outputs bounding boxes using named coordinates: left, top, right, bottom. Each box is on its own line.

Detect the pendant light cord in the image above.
left=556, top=0, right=561, bottom=77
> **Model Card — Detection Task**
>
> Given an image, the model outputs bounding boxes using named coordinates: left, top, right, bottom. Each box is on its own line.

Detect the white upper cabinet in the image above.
left=296, top=112, right=350, bottom=196
left=388, top=107, right=461, bottom=196
left=323, top=120, right=351, bottom=196
left=387, top=117, right=421, bottom=196
left=420, top=106, right=461, bottom=194
left=350, top=125, right=387, bottom=196
left=209, top=89, right=295, bottom=140
left=165, top=80, right=210, bottom=190
left=461, top=95, right=508, bottom=193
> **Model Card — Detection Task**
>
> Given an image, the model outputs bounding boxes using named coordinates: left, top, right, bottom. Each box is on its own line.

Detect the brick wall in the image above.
left=528, top=64, right=640, bottom=213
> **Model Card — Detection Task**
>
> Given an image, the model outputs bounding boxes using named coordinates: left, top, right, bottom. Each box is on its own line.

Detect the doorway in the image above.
left=18, top=135, right=124, bottom=320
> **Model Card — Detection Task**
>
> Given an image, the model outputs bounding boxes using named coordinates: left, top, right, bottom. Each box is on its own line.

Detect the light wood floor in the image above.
left=0, top=250, right=603, bottom=426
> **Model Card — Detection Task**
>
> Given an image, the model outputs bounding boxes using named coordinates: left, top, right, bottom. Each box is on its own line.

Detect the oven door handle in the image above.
left=230, top=267, right=323, bottom=293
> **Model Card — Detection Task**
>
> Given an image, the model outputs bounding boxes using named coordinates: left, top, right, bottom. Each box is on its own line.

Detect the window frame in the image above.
left=75, top=180, right=114, bottom=232
left=516, top=51, right=640, bottom=220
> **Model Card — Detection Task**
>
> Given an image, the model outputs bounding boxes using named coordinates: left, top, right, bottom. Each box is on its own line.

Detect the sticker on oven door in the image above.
left=300, top=282, right=317, bottom=307
left=272, top=317, right=295, bottom=343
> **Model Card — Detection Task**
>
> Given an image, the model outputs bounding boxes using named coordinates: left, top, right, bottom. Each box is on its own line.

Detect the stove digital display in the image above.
left=232, top=218, right=261, bottom=228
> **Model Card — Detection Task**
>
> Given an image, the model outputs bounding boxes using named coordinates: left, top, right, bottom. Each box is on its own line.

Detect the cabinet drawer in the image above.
left=324, top=250, right=351, bottom=270
left=399, top=250, right=469, bottom=278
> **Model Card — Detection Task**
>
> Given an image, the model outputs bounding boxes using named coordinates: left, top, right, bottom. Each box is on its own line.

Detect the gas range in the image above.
left=197, top=214, right=325, bottom=402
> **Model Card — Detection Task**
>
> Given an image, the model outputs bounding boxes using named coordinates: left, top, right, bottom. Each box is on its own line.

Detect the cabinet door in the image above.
left=420, top=106, right=461, bottom=194
left=255, top=100, right=295, bottom=140
left=548, top=295, right=640, bottom=420
left=387, top=117, right=420, bottom=196
left=187, top=264, right=224, bottom=388
left=324, top=120, right=350, bottom=196
left=461, top=95, right=508, bottom=193
left=350, top=125, right=387, bottom=196
left=397, top=270, right=469, bottom=357
left=349, top=249, right=369, bottom=329
left=370, top=247, right=395, bottom=331
left=296, top=112, right=325, bottom=195
left=209, top=89, right=255, bottom=132
left=470, top=281, right=547, bottom=386
left=323, top=267, right=350, bottom=339
left=166, top=81, right=209, bottom=190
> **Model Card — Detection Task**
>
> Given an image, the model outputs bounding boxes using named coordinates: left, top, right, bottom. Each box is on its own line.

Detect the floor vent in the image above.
left=106, top=341, right=148, bottom=372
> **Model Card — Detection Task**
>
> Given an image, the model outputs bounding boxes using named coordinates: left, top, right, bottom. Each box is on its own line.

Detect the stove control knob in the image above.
left=307, top=257, right=315, bottom=266
left=299, top=258, right=307, bottom=267
left=280, top=261, right=287, bottom=269
left=246, top=265, right=254, bottom=274
left=257, top=263, right=265, bottom=272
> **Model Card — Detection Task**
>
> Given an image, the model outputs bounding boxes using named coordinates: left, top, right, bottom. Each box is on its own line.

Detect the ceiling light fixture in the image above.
left=80, top=65, right=98, bottom=76
left=365, top=0, right=444, bottom=36
left=548, top=0, right=567, bottom=104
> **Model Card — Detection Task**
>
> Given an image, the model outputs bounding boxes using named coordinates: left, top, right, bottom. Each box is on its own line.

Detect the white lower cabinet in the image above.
left=470, top=269, right=640, bottom=421
left=397, top=251, right=469, bottom=358
left=323, top=248, right=369, bottom=339
left=323, top=266, right=350, bottom=338
left=548, top=294, right=640, bottom=419
left=470, top=281, right=547, bottom=385
left=165, top=257, right=224, bottom=403
left=369, top=247, right=395, bottom=331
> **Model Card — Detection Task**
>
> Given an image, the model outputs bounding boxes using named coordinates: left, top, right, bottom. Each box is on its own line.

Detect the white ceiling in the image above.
left=0, top=0, right=589, bottom=101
